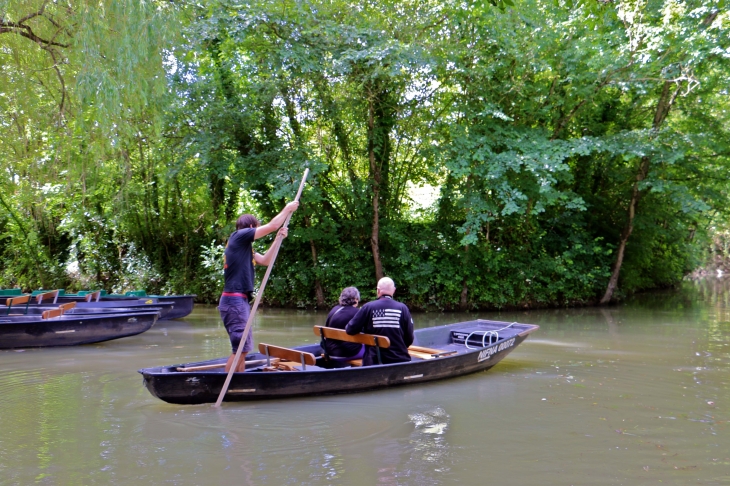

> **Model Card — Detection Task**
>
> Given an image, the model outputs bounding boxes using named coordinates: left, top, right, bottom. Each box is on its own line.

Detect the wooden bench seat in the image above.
left=407, top=345, right=458, bottom=360
left=258, top=343, right=316, bottom=371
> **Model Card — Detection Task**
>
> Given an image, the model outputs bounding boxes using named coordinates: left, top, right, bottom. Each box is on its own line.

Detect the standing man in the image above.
left=219, top=201, right=299, bottom=372
left=345, top=277, right=414, bottom=365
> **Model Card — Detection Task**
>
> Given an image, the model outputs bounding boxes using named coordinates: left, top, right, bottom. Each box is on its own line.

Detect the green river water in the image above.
left=1, top=280, right=729, bottom=485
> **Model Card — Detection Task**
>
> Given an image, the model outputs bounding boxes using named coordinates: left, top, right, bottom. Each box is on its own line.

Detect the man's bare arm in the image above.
left=253, top=227, right=288, bottom=266
left=254, top=202, right=299, bottom=240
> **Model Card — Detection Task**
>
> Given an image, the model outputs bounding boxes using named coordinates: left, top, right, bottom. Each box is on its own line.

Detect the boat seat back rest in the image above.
left=59, top=302, right=76, bottom=312
left=85, top=291, right=101, bottom=302
left=35, top=290, right=59, bottom=305
left=6, top=295, right=30, bottom=306
left=313, top=326, right=391, bottom=348
left=5, top=295, right=31, bottom=316
left=258, top=343, right=316, bottom=370
left=42, top=308, right=64, bottom=319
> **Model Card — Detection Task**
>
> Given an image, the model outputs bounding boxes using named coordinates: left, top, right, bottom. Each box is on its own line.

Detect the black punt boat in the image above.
left=101, top=294, right=196, bottom=320
left=142, top=295, right=195, bottom=320
left=138, top=319, right=539, bottom=405
left=0, top=311, right=159, bottom=348
left=11, top=305, right=164, bottom=317
left=5, top=290, right=192, bottom=320
left=2, top=298, right=176, bottom=320
left=75, top=300, right=176, bottom=320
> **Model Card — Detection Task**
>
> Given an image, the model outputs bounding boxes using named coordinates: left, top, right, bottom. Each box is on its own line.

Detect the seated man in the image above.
left=345, top=277, right=414, bottom=366
left=322, top=287, right=365, bottom=362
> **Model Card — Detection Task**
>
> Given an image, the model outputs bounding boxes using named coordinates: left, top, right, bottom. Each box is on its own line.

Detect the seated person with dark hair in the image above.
left=322, top=286, right=365, bottom=363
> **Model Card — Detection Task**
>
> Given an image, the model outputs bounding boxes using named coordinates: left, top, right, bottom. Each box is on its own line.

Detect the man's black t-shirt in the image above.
left=223, top=228, right=256, bottom=293
left=345, top=295, right=414, bottom=365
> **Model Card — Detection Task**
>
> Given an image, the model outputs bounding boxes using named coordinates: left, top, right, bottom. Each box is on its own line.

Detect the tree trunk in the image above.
left=459, top=242, right=470, bottom=311
left=369, top=98, right=384, bottom=281
left=310, top=239, right=326, bottom=308
left=303, top=215, right=326, bottom=308
left=599, top=156, right=649, bottom=304
left=459, top=279, right=469, bottom=311
left=600, top=81, right=680, bottom=304
left=366, top=82, right=395, bottom=282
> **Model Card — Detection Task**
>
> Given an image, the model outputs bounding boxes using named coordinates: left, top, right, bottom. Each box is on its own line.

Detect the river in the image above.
left=1, top=280, right=729, bottom=485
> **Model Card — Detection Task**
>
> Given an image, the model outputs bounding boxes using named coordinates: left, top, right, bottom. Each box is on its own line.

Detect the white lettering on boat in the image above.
left=227, top=389, right=256, bottom=393
left=477, top=338, right=516, bottom=362
left=403, top=374, right=423, bottom=380
left=54, top=330, right=75, bottom=334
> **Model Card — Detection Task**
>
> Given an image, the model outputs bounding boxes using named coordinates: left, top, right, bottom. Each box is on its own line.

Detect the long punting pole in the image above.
left=214, top=169, right=309, bottom=407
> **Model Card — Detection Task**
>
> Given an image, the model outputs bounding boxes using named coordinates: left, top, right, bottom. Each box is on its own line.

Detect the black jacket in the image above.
left=323, top=305, right=362, bottom=358
left=345, top=295, right=414, bottom=365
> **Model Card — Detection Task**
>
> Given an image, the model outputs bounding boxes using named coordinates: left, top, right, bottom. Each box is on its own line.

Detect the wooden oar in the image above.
left=214, top=169, right=309, bottom=407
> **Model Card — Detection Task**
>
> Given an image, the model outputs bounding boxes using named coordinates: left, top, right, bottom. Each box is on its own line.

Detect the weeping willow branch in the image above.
left=0, top=191, right=47, bottom=288
left=0, top=1, right=71, bottom=49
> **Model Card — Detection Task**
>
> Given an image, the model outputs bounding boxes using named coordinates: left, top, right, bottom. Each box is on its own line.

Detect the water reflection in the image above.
left=403, top=407, right=451, bottom=480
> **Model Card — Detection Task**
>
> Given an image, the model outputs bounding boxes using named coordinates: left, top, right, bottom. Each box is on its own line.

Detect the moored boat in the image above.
left=138, top=319, right=539, bottom=405
left=4, top=289, right=192, bottom=320
left=0, top=311, right=159, bottom=348
left=73, top=300, right=176, bottom=320
left=102, top=291, right=196, bottom=320
left=2, top=295, right=175, bottom=320
left=10, top=305, right=164, bottom=317
left=140, top=295, right=195, bottom=320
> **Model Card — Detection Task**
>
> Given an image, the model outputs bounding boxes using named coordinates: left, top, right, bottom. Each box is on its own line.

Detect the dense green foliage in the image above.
left=1, top=0, right=729, bottom=308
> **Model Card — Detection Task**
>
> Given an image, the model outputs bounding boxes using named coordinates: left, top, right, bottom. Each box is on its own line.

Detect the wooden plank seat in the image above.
left=313, top=326, right=391, bottom=366
left=5, top=295, right=31, bottom=316
left=258, top=343, right=317, bottom=371
left=407, top=345, right=458, bottom=360
left=35, top=290, right=59, bottom=305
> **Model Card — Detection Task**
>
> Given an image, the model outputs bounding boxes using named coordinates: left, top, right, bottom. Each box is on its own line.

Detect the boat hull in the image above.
left=139, top=320, right=538, bottom=404
left=76, top=300, right=175, bottom=320
left=101, top=295, right=195, bottom=320
left=0, top=312, right=159, bottom=348
left=149, top=296, right=195, bottom=320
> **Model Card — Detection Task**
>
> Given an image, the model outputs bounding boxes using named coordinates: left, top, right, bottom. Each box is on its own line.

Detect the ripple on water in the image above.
left=0, top=368, right=61, bottom=411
